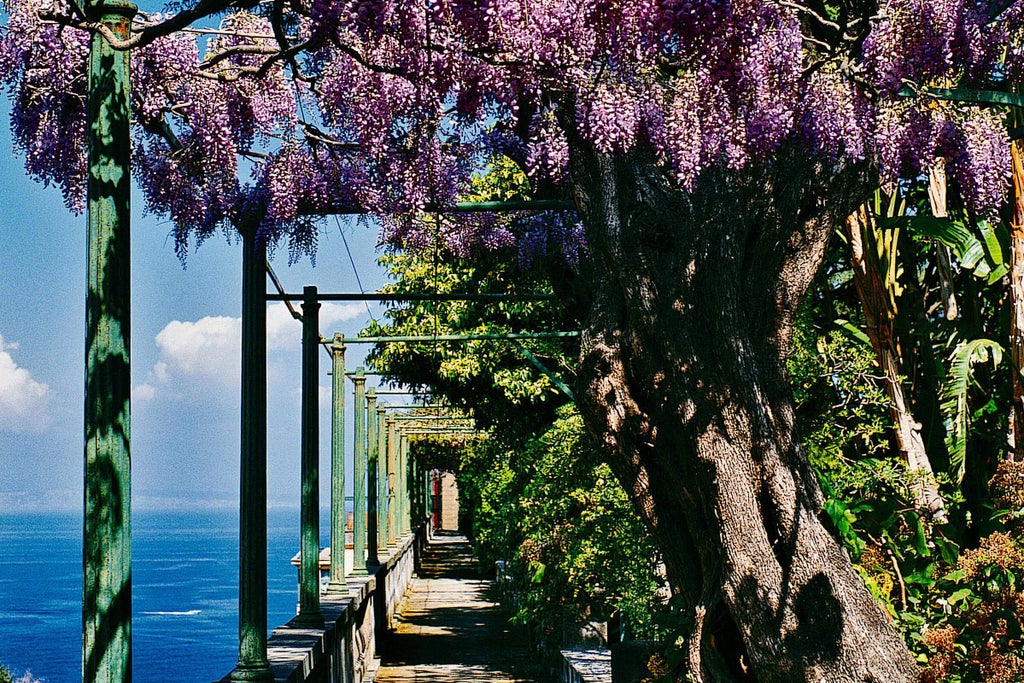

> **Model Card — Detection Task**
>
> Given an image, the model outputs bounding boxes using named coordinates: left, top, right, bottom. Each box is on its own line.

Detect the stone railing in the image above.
left=559, top=649, right=611, bottom=683
left=218, top=525, right=425, bottom=683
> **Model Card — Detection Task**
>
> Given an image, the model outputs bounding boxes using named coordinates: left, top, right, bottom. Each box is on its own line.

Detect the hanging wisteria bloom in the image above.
left=0, top=0, right=1022, bottom=253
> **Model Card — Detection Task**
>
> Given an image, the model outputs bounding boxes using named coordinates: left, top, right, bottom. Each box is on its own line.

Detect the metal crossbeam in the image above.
left=268, top=291, right=557, bottom=303
left=338, top=332, right=579, bottom=343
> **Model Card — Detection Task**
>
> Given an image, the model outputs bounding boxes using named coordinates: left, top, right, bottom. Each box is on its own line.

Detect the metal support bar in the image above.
left=296, top=286, right=323, bottom=627
left=511, top=339, right=575, bottom=401
left=351, top=368, right=368, bottom=574
left=366, top=389, right=379, bottom=566
left=325, top=335, right=347, bottom=593
left=391, top=415, right=474, bottom=421
left=338, top=332, right=579, bottom=343
left=268, top=292, right=557, bottom=303
left=379, top=404, right=450, bottom=410
left=307, top=197, right=575, bottom=219
left=401, top=429, right=480, bottom=435
left=84, top=4, right=136, bottom=680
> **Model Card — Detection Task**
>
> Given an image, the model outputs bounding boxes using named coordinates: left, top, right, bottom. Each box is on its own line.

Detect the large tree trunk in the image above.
left=565, top=139, right=919, bottom=683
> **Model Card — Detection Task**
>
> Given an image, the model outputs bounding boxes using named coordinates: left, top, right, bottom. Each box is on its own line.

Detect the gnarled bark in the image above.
left=565, top=139, right=920, bottom=683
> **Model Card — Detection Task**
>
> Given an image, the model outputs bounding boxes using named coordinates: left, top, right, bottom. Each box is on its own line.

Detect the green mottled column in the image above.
left=229, top=226, right=273, bottom=682
left=351, top=369, right=368, bottom=574
left=420, top=457, right=429, bottom=527
left=420, top=458, right=427, bottom=525
left=296, top=286, right=323, bottom=627
left=399, top=433, right=410, bottom=536
left=325, top=335, right=347, bottom=594
left=366, top=389, right=379, bottom=566
left=421, top=464, right=429, bottom=530
left=376, top=405, right=389, bottom=549
left=83, top=3, right=136, bottom=681
left=410, top=453, right=419, bottom=524
left=386, top=416, right=397, bottom=545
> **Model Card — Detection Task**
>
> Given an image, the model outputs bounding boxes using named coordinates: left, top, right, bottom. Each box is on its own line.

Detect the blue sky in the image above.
left=0, top=98, right=400, bottom=513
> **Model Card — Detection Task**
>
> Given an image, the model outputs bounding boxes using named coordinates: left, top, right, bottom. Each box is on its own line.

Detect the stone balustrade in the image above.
left=218, top=526, right=425, bottom=683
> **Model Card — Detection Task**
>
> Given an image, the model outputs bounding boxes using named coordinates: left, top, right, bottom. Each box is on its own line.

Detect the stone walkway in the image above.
left=374, top=532, right=541, bottom=683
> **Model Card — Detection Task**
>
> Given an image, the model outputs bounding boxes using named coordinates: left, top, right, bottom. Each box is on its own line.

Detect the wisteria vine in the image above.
left=1, top=0, right=1022, bottom=258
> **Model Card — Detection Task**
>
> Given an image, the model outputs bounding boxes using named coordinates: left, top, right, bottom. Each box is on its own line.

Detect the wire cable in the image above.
left=334, top=215, right=378, bottom=323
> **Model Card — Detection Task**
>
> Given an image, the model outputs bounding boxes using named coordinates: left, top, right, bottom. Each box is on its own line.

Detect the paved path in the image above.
left=374, top=532, right=540, bottom=683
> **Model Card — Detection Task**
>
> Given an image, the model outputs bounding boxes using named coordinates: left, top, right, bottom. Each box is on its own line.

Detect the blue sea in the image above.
left=0, top=508, right=322, bottom=682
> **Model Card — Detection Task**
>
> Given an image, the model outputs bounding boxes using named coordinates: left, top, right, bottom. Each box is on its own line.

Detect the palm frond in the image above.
left=940, top=339, right=1004, bottom=484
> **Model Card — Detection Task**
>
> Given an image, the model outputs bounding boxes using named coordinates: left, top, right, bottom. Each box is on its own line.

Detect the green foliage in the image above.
left=788, top=277, right=891, bottom=473
left=368, top=157, right=1024, bottom=677
left=365, top=198, right=662, bottom=650
left=940, top=339, right=1006, bottom=484
left=445, top=408, right=665, bottom=649
left=365, top=245, right=577, bottom=435
left=0, top=664, right=10, bottom=683
left=789, top=226, right=1023, bottom=681
left=464, top=156, right=533, bottom=203
left=916, top=532, right=1024, bottom=683
left=510, top=408, right=663, bottom=642
left=886, top=215, right=1009, bottom=284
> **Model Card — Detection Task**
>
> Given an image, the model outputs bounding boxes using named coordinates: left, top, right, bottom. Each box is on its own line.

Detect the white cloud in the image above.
left=155, top=315, right=241, bottom=389
left=266, top=302, right=363, bottom=351
left=142, top=303, right=363, bottom=399
left=134, top=383, right=156, bottom=402
left=0, top=334, right=51, bottom=433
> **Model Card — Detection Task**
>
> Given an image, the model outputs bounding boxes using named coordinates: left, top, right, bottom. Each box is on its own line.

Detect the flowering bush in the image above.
left=918, top=532, right=1024, bottom=683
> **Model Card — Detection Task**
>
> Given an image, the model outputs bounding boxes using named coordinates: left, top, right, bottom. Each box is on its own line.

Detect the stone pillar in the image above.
left=296, top=286, right=323, bottom=627
left=326, top=335, right=347, bottom=593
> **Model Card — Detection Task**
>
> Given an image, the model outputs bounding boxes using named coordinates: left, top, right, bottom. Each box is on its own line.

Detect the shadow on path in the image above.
left=375, top=532, right=542, bottom=682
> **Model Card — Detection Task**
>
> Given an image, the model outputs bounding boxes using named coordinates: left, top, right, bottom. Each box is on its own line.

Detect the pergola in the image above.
left=79, top=6, right=576, bottom=680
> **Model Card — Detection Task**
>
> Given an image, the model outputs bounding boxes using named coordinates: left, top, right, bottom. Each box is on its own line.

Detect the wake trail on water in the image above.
left=140, top=609, right=202, bottom=616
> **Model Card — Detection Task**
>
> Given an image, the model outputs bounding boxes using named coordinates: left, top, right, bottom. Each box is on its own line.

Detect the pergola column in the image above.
left=399, top=432, right=410, bottom=536
left=424, top=463, right=433, bottom=529
left=326, top=335, right=347, bottom=593
left=376, top=405, right=389, bottom=549
left=83, top=3, right=136, bottom=680
left=229, top=225, right=273, bottom=682
left=386, top=416, right=398, bottom=545
left=411, top=452, right=420, bottom=525
left=351, top=368, right=368, bottom=574
left=366, top=389, right=380, bottom=566
left=296, top=286, right=323, bottom=627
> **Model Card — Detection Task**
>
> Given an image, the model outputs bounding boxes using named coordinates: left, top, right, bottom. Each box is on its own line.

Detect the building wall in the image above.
left=440, top=472, right=459, bottom=531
